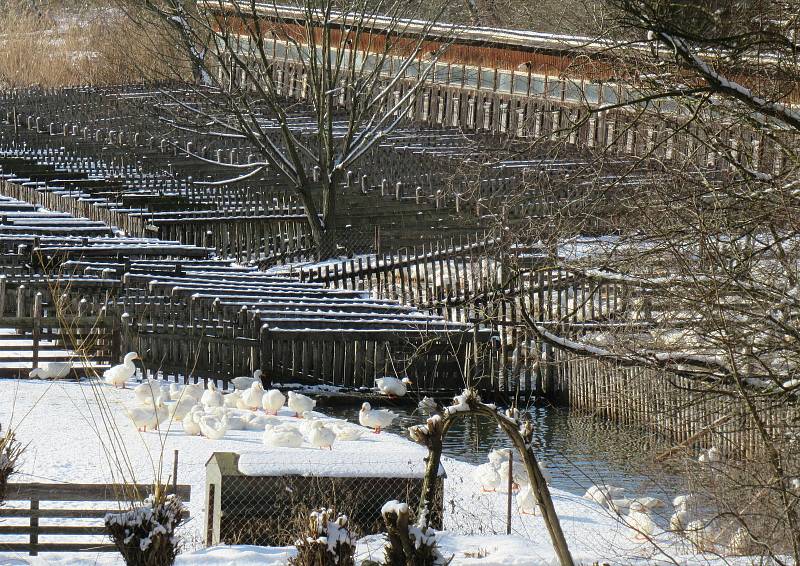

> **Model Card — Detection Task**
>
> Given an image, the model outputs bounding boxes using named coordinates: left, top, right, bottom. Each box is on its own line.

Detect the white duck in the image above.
left=104, top=352, right=139, bottom=388
left=375, top=376, right=413, bottom=397
left=332, top=423, right=363, bottom=441
left=134, top=379, right=162, bottom=405
left=497, top=459, right=529, bottom=492
left=29, top=361, right=72, bottom=380
left=698, top=446, right=722, bottom=465
left=263, top=423, right=304, bottom=448
left=225, top=412, right=248, bottom=431
left=245, top=413, right=279, bottom=431
left=168, top=395, right=196, bottom=421
left=516, top=484, right=538, bottom=515
left=358, top=402, right=397, bottom=433
left=126, top=397, right=168, bottom=432
left=262, top=389, right=286, bottom=415
left=199, top=414, right=228, bottom=440
left=287, top=391, right=316, bottom=417
left=418, top=396, right=438, bottom=414
left=182, top=405, right=204, bottom=435
left=627, top=502, right=655, bottom=540
left=242, top=382, right=265, bottom=411
left=632, top=496, right=665, bottom=511
left=201, top=381, right=224, bottom=408
left=223, top=390, right=243, bottom=408
left=474, top=461, right=502, bottom=492
left=231, top=369, right=263, bottom=391
left=182, top=382, right=204, bottom=401
left=584, top=484, right=625, bottom=507
left=308, top=421, right=336, bottom=450
left=670, top=508, right=689, bottom=532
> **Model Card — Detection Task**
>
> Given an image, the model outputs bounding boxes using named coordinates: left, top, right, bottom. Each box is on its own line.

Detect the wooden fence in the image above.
left=0, top=482, right=191, bottom=555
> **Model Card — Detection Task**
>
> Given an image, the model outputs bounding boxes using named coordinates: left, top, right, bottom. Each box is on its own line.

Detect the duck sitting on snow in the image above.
left=134, top=379, right=162, bottom=405
left=231, top=369, right=263, bottom=391
left=375, top=376, right=413, bottom=397
left=126, top=397, right=168, bottom=432
left=182, top=405, right=204, bottom=435
left=29, top=361, right=72, bottom=380
left=287, top=391, right=316, bottom=417
left=223, top=390, right=243, bottom=408
left=199, top=414, right=228, bottom=440
left=104, top=352, right=139, bottom=388
left=242, top=382, right=265, bottom=411
left=262, top=389, right=286, bottom=415
left=263, top=423, right=304, bottom=448
left=168, top=394, right=196, bottom=421
left=627, top=502, right=656, bottom=541
left=182, top=383, right=204, bottom=402
left=359, top=402, right=397, bottom=433
left=308, top=421, right=336, bottom=450
left=332, top=423, right=363, bottom=441
left=201, top=381, right=224, bottom=408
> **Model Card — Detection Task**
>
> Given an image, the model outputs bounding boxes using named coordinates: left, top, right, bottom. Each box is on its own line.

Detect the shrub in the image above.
left=290, top=508, right=356, bottom=566
left=0, top=424, right=25, bottom=504
left=105, top=492, right=186, bottom=566
left=381, top=500, right=449, bottom=566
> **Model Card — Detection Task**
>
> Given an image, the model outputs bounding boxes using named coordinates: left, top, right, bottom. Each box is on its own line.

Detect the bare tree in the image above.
left=128, top=0, right=451, bottom=258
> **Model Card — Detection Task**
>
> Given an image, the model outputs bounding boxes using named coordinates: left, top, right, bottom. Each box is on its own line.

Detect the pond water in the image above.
left=326, top=401, right=688, bottom=506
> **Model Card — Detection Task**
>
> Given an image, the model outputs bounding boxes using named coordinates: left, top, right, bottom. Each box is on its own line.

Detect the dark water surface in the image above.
left=326, top=402, right=688, bottom=503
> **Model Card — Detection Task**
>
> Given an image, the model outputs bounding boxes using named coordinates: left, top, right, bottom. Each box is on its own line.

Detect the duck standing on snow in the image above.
left=29, top=361, right=72, bottom=380
left=263, top=423, right=304, bottom=448
left=308, top=421, right=336, bottom=450
left=287, top=391, right=316, bottom=417
left=584, top=484, right=625, bottom=507
left=231, top=369, right=263, bottom=391
left=474, top=461, right=502, bottom=492
left=242, top=382, right=265, bottom=411
left=126, top=397, right=168, bottom=432
left=262, top=389, right=286, bottom=415
left=516, top=484, right=538, bottom=515
left=201, top=381, right=224, bottom=408
left=375, top=376, right=413, bottom=398
left=358, top=402, right=397, bottom=433
left=104, top=352, right=139, bottom=388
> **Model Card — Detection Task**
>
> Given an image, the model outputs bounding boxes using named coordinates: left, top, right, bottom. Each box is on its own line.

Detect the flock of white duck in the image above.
left=101, top=353, right=756, bottom=552
left=103, top=353, right=408, bottom=450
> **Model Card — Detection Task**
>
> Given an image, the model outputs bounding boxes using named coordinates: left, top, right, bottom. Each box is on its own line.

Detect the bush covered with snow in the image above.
left=0, top=424, right=24, bottom=504
left=289, top=507, right=356, bottom=566
left=381, top=500, right=449, bottom=566
left=104, top=492, right=186, bottom=566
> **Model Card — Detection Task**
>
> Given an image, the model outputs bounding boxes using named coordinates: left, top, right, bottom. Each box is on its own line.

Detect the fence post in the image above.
left=31, top=293, right=42, bottom=370
left=29, top=498, right=39, bottom=556
left=506, top=449, right=513, bottom=535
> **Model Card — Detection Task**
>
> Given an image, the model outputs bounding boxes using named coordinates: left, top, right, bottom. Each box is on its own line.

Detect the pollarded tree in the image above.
left=128, top=0, right=451, bottom=258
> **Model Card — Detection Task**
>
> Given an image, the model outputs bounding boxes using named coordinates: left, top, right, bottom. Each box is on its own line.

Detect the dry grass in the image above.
left=0, top=1, right=189, bottom=88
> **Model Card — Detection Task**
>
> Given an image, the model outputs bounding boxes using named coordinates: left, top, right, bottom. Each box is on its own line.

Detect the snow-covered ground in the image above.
left=0, top=378, right=735, bottom=565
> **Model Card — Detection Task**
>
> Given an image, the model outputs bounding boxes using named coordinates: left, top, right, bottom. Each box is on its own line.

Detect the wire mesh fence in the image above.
left=205, top=452, right=444, bottom=547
